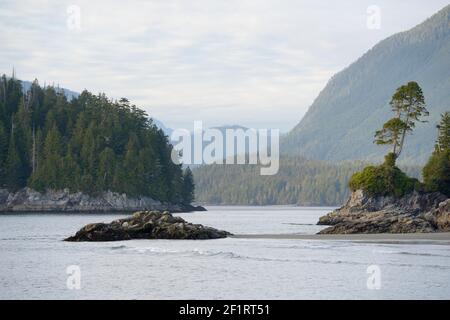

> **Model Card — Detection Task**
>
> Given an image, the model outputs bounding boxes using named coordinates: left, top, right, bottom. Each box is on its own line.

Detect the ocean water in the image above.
left=0, top=206, right=449, bottom=300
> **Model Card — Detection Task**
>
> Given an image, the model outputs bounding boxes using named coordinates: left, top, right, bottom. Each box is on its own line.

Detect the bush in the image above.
left=423, top=149, right=450, bottom=196
left=349, top=155, right=421, bottom=197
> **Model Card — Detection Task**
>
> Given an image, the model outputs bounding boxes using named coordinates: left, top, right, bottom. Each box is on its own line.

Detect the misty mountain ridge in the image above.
left=282, top=4, right=450, bottom=164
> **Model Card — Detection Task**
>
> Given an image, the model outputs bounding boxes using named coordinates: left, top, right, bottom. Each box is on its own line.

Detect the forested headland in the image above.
left=0, top=75, right=194, bottom=205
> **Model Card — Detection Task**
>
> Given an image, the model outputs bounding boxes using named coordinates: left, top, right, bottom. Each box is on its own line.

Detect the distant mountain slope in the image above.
left=282, top=4, right=450, bottom=164
left=152, top=118, right=173, bottom=136
left=21, top=80, right=79, bottom=101
left=193, top=157, right=421, bottom=206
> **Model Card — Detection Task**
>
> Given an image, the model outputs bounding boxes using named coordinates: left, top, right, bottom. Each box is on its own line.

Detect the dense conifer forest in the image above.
left=0, top=75, right=194, bottom=204
left=193, top=157, right=421, bottom=206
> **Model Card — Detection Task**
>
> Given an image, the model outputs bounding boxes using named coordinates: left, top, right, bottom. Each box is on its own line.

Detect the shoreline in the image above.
left=231, top=232, right=450, bottom=244
left=0, top=188, right=206, bottom=214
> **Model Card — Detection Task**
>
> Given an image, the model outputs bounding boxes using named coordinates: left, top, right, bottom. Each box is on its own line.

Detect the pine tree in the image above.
left=123, top=133, right=140, bottom=196
left=32, top=126, right=64, bottom=190
left=5, top=133, right=25, bottom=191
left=423, top=112, right=450, bottom=196
left=0, top=74, right=196, bottom=203
left=435, top=112, right=450, bottom=152
left=375, top=81, right=429, bottom=164
left=97, top=147, right=116, bottom=190
left=182, top=167, right=195, bottom=204
left=0, top=122, right=7, bottom=187
left=61, top=144, right=81, bottom=191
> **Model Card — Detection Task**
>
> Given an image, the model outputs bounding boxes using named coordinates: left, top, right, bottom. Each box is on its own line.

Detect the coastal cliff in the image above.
left=317, top=190, right=450, bottom=234
left=0, top=188, right=206, bottom=213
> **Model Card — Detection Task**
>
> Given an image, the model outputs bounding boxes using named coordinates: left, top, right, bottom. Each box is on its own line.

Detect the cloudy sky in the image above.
left=1, top=0, right=448, bottom=131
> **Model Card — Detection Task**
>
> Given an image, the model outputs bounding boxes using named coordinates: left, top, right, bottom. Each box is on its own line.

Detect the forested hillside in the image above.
left=193, top=157, right=420, bottom=206
left=0, top=75, right=194, bottom=204
left=282, top=4, right=450, bottom=164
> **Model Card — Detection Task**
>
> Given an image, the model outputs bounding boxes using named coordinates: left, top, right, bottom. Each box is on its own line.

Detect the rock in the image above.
left=317, top=190, right=449, bottom=234
left=0, top=188, right=206, bottom=213
left=189, top=205, right=207, bottom=212
left=65, top=211, right=231, bottom=241
left=433, top=199, right=450, bottom=231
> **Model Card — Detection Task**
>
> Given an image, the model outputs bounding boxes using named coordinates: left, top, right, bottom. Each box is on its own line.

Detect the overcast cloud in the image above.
left=1, top=0, right=448, bottom=131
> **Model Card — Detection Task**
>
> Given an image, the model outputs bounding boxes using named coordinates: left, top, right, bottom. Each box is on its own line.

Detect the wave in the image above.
left=105, top=244, right=450, bottom=270
left=373, top=249, right=450, bottom=258
left=107, top=244, right=295, bottom=262
left=109, top=245, right=371, bottom=265
left=109, top=245, right=128, bottom=250
left=396, top=251, right=450, bottom=258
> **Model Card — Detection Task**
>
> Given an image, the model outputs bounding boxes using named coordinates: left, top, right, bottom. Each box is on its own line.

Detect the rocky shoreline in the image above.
left=65, top=211, right=231, bottom=241
left=317, top=189, right=450, bottom=234
left=0, top=188, right=206, bottom=213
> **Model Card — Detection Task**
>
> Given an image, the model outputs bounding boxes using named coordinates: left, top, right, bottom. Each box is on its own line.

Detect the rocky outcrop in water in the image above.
left=65, top=211, right=231, bottom=241
left=0, top=188, right=205, bottom=213
left=317, top=190, right=450, bottom=234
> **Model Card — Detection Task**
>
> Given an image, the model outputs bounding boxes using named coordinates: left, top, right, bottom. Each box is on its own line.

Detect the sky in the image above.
left=1, top=0, right=449, bottom=132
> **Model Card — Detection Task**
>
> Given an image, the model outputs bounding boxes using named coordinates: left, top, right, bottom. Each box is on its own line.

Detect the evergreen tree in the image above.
left=435, top=112, right=450, bottom=152
left=97, top=147, right=116, bottom=190
left=36, top=125, right=64, bottom=190
left=61, top=144, right=81, bottom=191
left=0, top=74, right=194, bottom=204
left=182, top=167, right=195, bottom=204
left=5, top=133, right=25, bottom=191
left=423, top=112, right=450, bottom=196
left=375, top=81, right=429, bottom=164
left=0, top=122, right=7, bottom=186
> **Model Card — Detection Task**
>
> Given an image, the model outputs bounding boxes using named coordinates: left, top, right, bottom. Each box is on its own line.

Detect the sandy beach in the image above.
left=232, top=232, right=450, bottom=244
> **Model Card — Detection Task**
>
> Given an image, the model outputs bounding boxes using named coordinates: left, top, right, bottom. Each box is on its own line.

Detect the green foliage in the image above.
left=0, top=74, right=194, bottom=204
left=348, top=156, right=421, bottom=197
left=435, top=112, right=450, bottom=152
left=374, top=117, right=408, bottom=148
left=383, top=152, right=396, bottom=168
left=0, top=122, right=7, bottom=186
left=350, top=82, right=431, bottom=198
left=374, top=81, right=429, bottom=160
left=182, top=167, right=195, bottom=204
left=5, top=133, right=26, bottom=191
left=423, top=112, right=450, bottom=196
left=193, top=154, right=422, bottom=206
left=423, top=149, right=450, bottom=196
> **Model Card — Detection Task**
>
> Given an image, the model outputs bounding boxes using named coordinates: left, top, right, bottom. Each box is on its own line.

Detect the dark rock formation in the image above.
left=65, top=211, right=231, bottom=241
left=317, top=190, right=450, bottom=234
left=0, top=188, right=206, bottom=213
left=189, top=205, right=207, bottom=212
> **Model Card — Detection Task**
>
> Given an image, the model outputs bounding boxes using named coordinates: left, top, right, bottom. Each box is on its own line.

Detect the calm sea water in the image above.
left=0, top=206, right=449, bottom=299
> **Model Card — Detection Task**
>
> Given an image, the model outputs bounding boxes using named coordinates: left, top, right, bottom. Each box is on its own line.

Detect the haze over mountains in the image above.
left=282, top=4, right=450, bottom=165
left=21, top=80, right=79, bottom=101
left=13, top=4, right=450, bottom=169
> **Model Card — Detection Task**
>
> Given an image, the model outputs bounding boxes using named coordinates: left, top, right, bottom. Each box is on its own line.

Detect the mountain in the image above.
left=282, top=4, right=450, bottom=164
left=171, top=124, right=252, bottom=165
left=151, top=118, right=173, bottom=137
left=192, top=156, right=422, bottom=206
left=21, top=80, right=79, bottom=101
